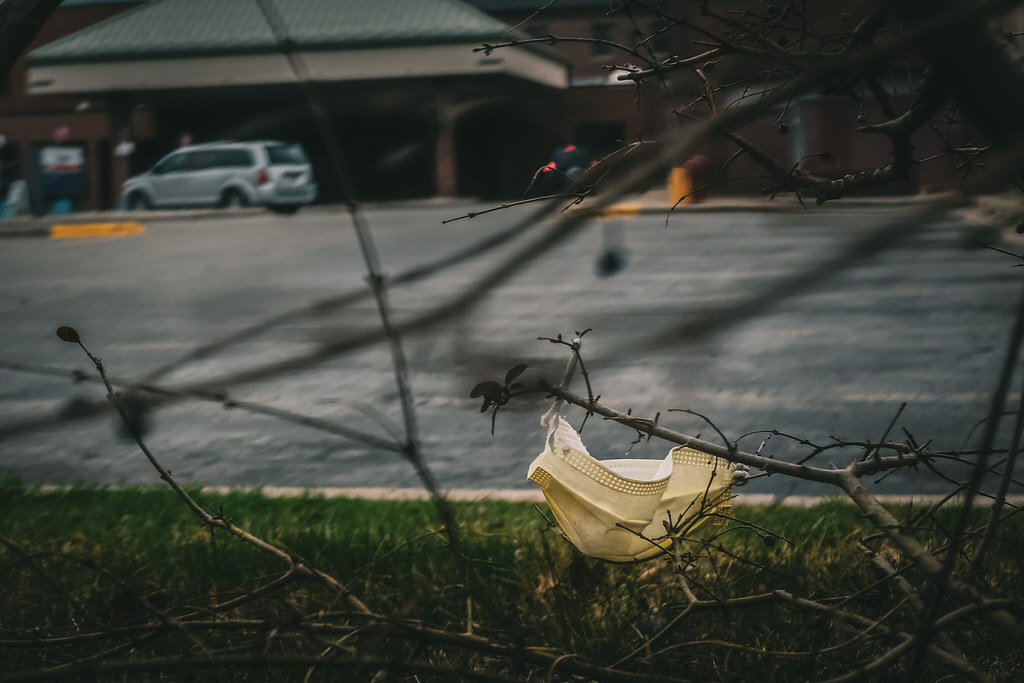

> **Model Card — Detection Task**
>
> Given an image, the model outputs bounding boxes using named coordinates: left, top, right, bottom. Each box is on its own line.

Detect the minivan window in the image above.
left=187, top=150, right=219, bottom=170
left=267, top=144, right=308, bottom=164
left=214, top=149, right=254, bottom=167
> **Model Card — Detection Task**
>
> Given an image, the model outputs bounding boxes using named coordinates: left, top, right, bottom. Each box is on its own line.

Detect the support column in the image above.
left=434, top=97, right=457, bottom=198
left=108, top=95, right=133, bottom=208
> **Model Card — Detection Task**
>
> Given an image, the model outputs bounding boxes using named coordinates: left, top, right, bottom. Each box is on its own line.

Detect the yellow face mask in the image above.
left=528, top=415, right=733, bottom=562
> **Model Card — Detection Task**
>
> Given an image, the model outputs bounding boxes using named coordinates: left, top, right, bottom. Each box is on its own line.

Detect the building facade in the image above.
left=1, top=0, right=1005, bottom=212
left=5, top=0, right=577, bottom=210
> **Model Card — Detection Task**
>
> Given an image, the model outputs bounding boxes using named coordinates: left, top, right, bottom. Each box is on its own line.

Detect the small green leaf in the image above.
left=504, top=364, right=528, bottom=386
left=470, top=381, right=502, bottom=399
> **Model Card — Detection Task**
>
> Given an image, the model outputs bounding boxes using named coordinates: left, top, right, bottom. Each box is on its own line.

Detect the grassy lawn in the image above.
left=1, top=480, right=1021, bottom=681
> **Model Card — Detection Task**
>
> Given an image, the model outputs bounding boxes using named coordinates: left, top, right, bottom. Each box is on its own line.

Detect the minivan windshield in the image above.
left=152, top=153, right=189, bottom=174
left=266, top=144, right=308, bottom=165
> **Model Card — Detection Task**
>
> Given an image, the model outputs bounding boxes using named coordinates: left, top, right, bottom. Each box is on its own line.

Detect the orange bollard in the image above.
left=668, top=167, right=693, bottom=205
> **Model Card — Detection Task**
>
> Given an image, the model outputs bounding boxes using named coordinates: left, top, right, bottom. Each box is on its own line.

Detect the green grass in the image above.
left=1, top=480, right=1021, bottom=681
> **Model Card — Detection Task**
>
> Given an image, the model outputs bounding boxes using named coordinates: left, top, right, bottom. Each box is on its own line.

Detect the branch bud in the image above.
left=56, top=326, right=80, bottom=343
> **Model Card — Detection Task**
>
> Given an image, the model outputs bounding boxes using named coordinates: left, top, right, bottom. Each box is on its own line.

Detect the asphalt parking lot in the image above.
left=1, top=195, right=1022, bottom=498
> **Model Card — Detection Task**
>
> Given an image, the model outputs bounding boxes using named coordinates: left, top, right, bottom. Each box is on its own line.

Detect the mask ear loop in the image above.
left=541, top=337, right=582, bottom=449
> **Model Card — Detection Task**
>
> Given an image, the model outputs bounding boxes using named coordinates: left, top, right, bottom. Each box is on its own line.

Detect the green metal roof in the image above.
left=29, top=0, right=516, bottom=64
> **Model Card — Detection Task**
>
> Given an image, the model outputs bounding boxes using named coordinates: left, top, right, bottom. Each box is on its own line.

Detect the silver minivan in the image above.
left=121, top=141, right=317, bottom=214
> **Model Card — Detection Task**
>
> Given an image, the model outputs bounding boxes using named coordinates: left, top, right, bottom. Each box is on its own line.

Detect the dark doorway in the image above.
left=334, top=110, right=436, bottom=201
left=455, top=106, right=554, bottom=200
left=573, top=121, right=626, bottom=159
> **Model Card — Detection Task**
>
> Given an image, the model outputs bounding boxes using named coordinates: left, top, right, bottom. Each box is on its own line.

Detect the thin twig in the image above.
left=57, top=329, right=370, bottom=615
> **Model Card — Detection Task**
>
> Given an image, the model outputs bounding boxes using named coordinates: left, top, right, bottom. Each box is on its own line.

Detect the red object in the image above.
left=684, top=154, right=710, bottom=170
left=541, top=161, right=557, bottom=173
left=562, top=145, right=577, bottom=153
left=256, top=168, right=269, bottom=185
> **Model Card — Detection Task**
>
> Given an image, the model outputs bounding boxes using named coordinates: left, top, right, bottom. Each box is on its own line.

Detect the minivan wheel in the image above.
left=126, top=192, right=151, bottom=211
left=221, top=190, right=248, bottom=209
left=269, top=204, right=300, bottom=215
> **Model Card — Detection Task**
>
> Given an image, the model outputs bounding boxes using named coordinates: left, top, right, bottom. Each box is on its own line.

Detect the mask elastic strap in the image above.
left=540, top=338, right=582, bottom=446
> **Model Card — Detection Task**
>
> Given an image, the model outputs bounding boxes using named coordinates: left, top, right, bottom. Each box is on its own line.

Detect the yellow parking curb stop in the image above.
left=597, top=203, right=640, bottom=218
left=49, top=222, right=146, bottom=239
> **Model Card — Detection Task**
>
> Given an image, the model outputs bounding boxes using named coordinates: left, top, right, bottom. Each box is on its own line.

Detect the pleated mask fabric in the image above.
left=528, top=415, right=733, bottom=562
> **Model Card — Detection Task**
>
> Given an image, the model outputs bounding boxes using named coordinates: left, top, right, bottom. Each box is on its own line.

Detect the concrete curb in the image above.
left=595, top=200, right=799, bottom=217
left=0, top=207, right=263, bottom=238
left=30, top=483, right=1023, bottom=507
left=0, top=201, right=778, bottom=237
left=3, top=192, right=1016, bottom=238
left=198, top=486, right=1024, bottom=507
left=605, top=192, right=982, bottom=216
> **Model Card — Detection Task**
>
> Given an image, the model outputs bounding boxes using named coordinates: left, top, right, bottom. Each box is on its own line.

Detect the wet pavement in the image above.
left=1, top=195, right=1023, bottom=498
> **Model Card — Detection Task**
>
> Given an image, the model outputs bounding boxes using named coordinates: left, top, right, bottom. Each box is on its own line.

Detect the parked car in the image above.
left=121, top=141, right=317, bottom=214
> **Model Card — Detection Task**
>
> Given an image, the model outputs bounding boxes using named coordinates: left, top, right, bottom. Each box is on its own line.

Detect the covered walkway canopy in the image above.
left=25, top=0, right=570, bottom=200
left=27, top=0, right=567, bottom=92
